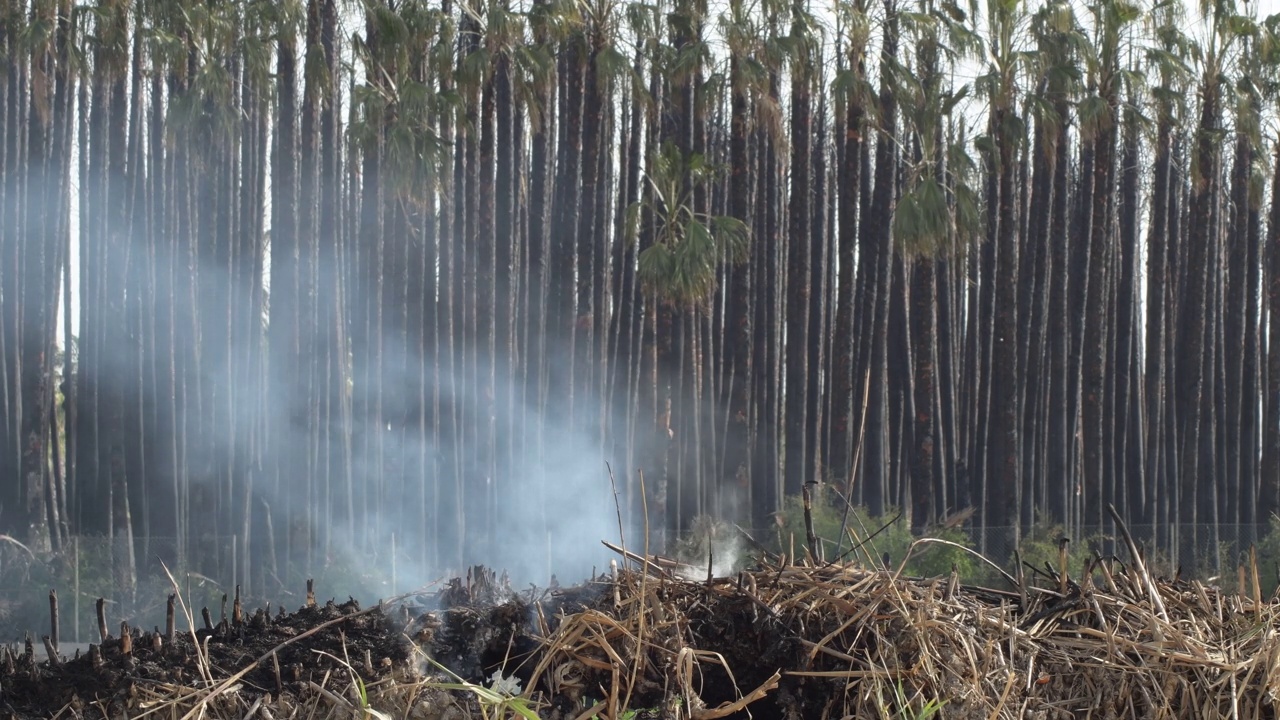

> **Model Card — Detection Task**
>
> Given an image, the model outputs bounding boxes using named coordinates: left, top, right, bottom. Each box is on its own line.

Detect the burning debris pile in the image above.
left=0, top=566, right=607, bottom=720
left=5, top=541, right=1280, bottom=719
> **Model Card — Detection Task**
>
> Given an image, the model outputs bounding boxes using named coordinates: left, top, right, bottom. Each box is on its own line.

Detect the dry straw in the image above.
left=529, top=529, right=1280, bottom=720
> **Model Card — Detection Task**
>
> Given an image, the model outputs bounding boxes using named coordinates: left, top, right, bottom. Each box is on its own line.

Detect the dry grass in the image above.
left=18, top=534, right=1280, bottom=720
left=526, top=536, right=1280, bottom=720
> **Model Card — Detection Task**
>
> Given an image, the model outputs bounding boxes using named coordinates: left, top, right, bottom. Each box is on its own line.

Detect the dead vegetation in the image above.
left=540, top=548, right=1280, bottom=720
left=5, top=531, right=1280, bottom=719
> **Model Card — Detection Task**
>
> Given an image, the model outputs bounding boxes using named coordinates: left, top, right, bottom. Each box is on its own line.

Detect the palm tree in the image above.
left=627, top=139, right=748, bottom=535
left=1223, top=9, right=1274, bottom=527
left=976, top=0, right=1025, bottom=534
left=1142, top=9, right=1192, bottom=539
left=267, top=0, right=303, bottom=590
left=79, top=0, right=138, bottom=594
left=1077, top=0, right=1135, bottom=533
left=1177, top=0, right=1233, bottom=564
left=829, top=0, right=872, bottom=495
left=1224, top=19, right=1269, bottom=532
left=11, top=0, right=1280, bottom=602
left=11, top=0, right=73, bottom=551
left=1113, top=97, right=1142, bottom=524
left=855, top=0, right=899, bottom=517
left=523, top=0, right=555, bottom=563
left=1263, top=16, right=1280, bottom=524
left=715, top=0, right=755, bottom=520
left=1020, top=0, right=1078, bottom=528
left=892, top=0, right=976, bottom=528
left=0, top=0, right=21, bottom=545
left=782, top=0, right=816, bottom=497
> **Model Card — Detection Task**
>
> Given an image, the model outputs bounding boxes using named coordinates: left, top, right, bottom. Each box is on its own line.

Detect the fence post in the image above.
left=73, top=537, right=79, bottom=644
left=232, top=535, right=238, bottom=599
left=242, top=530, right=251, bottom=600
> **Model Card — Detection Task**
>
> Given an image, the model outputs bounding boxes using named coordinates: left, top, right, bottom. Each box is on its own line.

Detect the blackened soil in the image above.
left=0, top=598, right=411, bottom=719
left=0, top=571, right=612, bottom=720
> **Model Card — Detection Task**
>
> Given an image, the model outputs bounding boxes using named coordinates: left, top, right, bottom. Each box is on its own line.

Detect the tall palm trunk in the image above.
left=550, top=33, right=584, bottom=432
left=14, top=0, right=69, bottom=550
left=267, top=23, right=299, bottom=589
left=723, top=35, right=754, bottom=516
left=1114, top=110, right=1142, bottom=523
left=0, top=0, right=18, bottom=539
left=77, top=0, right=136, bottom=594
left=1241, top=131, right=1263, bottom=534
left=751, top=71, right=783, bottom=526
left=577, top=33, right=606, bottom=441
left=1226, top=118, right=1261, bottom=530
left=612, top=42, right=645, bottom=515
left=831, top=30, right=867, bottom=489
left=1081, top=76, right=1116, bottom=533
left=493, top=29, right=517, bottom=550
left=524, top=0, right=554, bottom=560
left=987, top=39, right=1020, bottom=533
left=474, top=11, right=498, bottom=558
left=806, top=103, right=830, bottom=493
left=783, top=15, right=813, bottom=495
left=858, top=0, right=897, bottom=515
left=1019, top=87, right=1052, bottom=529
left=1177, top=67, right=1221, bottom=564
left=1145, top=114, right=1173, bottom=529
left=1262, top=141, right=1280, bottom=522
left=353, top=10, right=385, bottom=552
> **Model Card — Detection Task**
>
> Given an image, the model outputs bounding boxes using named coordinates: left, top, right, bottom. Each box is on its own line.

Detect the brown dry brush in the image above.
left=532, top=547, right=1280, bottom=720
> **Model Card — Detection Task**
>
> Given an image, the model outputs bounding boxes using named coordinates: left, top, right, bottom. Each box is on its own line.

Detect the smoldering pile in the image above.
left=533, top=544, right=1280, bottom=720
left=6, top=543, right=1280, bottom=720
left=0, top=567, right=605, bottom=720
left=0, top=587, right=414, bottom=720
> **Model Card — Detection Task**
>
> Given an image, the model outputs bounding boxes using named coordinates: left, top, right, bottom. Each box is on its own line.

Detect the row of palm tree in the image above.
left=2, top=0, right=1279, bottom=598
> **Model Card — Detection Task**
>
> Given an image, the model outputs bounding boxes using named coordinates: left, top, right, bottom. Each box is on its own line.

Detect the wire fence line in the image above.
left=748, top=522, right=1279, bottom=582
left=0, top=533, right=415, bottom=643
left=963, top=523, right=1274, bottom=578
left=1, top=522, right=1275, bottom=640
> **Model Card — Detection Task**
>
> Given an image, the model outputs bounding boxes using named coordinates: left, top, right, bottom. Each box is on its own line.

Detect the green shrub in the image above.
left=1012, top=524, right=1096, bottom=586
left=767, top=485, right=978, bottom=579
left=1252, top=516, right=1280, bottom=597
left=0, top=537, right=235, bottom=644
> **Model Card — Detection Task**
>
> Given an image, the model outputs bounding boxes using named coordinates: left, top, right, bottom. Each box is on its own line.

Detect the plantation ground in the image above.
left=2, top=544, right=1280, bottom=720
